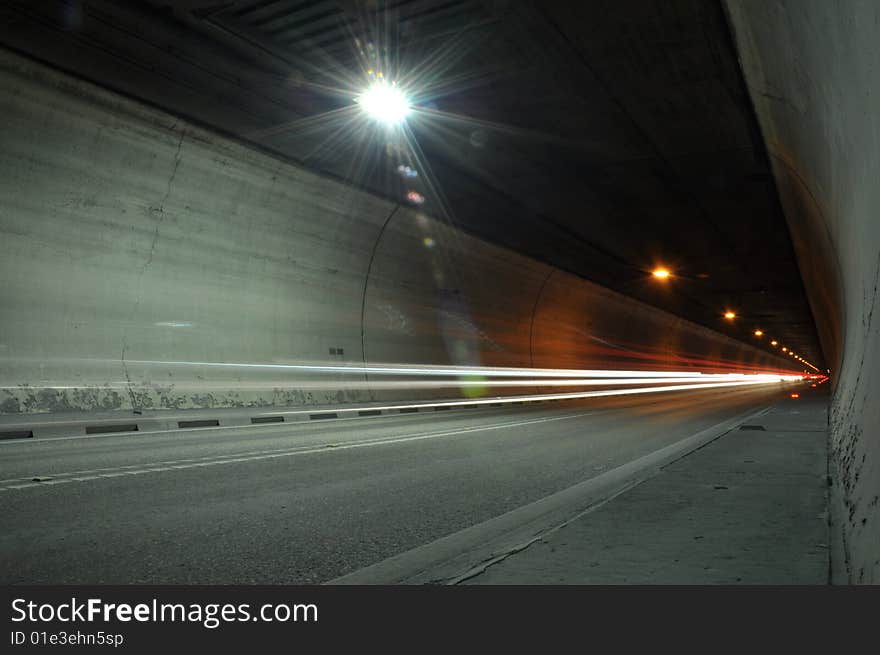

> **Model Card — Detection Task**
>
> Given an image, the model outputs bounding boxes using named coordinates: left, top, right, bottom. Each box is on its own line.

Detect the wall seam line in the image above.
left=360, top=204, right=401, bottom=400
left=529, top=268, right=556, bottom=369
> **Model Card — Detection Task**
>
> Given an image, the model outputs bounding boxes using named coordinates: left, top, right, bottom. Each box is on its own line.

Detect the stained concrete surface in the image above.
left=464, top=394, right=829, bottom=584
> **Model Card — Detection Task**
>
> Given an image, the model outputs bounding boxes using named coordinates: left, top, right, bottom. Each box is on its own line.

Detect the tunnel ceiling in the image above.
left=0, top=0, right=826, bottom=370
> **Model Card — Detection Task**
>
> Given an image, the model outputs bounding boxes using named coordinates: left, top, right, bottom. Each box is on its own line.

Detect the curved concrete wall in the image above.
left=531, top=270, right=780, bottom=372
left=362, top=205, right=797, bottom=403
left=0, top=47, right=388, bottom=412
left=726, top=0, right=880, bottom=582
left=0, top=47, right=796, bottom=416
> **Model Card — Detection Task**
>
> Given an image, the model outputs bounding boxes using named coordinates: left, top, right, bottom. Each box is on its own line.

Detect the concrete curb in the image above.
left=0, top=396, right=555, bottom=441
left=329, top=404, right=773, bottom=584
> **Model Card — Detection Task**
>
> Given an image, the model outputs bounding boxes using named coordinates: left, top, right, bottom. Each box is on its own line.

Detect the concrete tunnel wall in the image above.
left=0, top=47, right=797, bottom=416
left=725, top=0, right=880, bottom=582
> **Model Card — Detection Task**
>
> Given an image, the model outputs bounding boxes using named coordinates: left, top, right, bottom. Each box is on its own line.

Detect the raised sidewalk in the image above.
left=462, top=392, right=830, bottom=584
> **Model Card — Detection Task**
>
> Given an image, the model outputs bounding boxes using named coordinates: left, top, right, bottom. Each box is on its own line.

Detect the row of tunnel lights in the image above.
left=651, top=268, right=820, bottom=373
left=354, top=82, right=822, bottom=377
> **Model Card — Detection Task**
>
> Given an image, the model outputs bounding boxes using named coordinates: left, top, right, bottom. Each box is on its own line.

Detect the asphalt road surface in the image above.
left=0, top=385, right=794, bottom=583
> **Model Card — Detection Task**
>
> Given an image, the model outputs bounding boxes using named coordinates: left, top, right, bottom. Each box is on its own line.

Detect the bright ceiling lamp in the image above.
left=358, top=81, right=410, bottom=126
left=652, top=267, right=671, bottom=280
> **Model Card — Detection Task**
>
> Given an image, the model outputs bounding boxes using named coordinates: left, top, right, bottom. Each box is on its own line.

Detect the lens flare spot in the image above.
left=460, top=375, right=488, bottom=398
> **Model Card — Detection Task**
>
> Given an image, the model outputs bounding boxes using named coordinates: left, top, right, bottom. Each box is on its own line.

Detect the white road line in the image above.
left=0, top=411, right=594, bottom=492
left=0, top=411, right=596, bottom=484
left=0, top=400, right=551, bottom=446
left=0, top=413, right=579, bottom=484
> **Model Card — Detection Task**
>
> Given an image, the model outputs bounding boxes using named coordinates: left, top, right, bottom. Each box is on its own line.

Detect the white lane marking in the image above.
left=0, top=400, right=550, bottom=446
left=0, top=407, right=598, bottom=484
left=0, top=411, right=589, bottom=484
left=0, top=411, right=594, bottom=491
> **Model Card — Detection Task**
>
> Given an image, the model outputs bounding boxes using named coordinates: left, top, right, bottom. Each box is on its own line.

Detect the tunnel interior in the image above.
left=0, top=0, right=876, bottom=585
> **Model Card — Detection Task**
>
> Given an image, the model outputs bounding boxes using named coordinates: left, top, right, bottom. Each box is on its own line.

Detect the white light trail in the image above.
left=0, top=375, right=801, bottom=392
left=113, top=360, right=800, bottom=380
left=285, top=378, right=803, bottom=413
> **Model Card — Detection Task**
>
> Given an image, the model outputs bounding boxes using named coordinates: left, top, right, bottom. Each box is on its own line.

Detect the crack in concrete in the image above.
left=121, top=127, right=186, bottom=411
left=436, top=537, right=543, bottom=585
left=120, top=333, right=137, bottom=412
left=140, top=129, right=185, bottom=277
left=842, top=251, right=879, bottom=422
left=864, top=250, right=880, bottom=335
left=440, top=496, right=629, bottom=586
left=433, top=482, right=639, bottom=585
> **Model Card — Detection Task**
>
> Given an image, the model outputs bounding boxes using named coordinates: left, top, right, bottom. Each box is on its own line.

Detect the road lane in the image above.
left=0, top=411, right=597, bottom=490
left=0, top=385, right=794, bottom=583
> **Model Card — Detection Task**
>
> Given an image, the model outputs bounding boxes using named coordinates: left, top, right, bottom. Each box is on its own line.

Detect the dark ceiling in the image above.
left=0, top=0, right=825, bottom=369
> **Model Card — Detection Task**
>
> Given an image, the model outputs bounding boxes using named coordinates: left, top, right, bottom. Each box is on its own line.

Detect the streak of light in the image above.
left=0, top=357, right=803, bottom=380
left=300, top=379, right=803, bottom=409
left=116, top=360, right=802, bottom=380
left=0, top=376, right=802, bottom=393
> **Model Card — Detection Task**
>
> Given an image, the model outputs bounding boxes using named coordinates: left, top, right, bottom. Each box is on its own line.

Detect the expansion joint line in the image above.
left=360, top=204, right=401, bottom=399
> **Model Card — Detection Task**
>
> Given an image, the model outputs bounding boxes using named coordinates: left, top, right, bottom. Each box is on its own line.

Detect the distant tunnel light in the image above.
left=358, top=82, right=410, bottom=125
left=782, top=347, right=788, bottom=352
left=754, top=329, right=763, bottom=337
left=652, top=267, right=671, bottom=280
left=724, top=311, right=736, bottom=320
left=770, top=340, right=778, bottom=346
